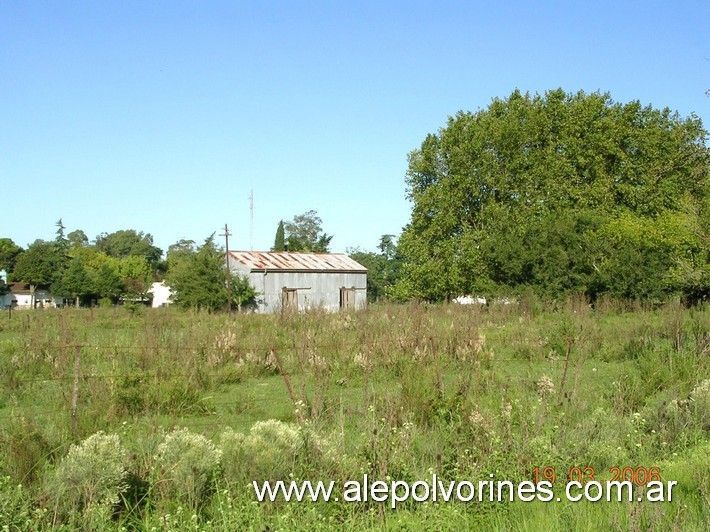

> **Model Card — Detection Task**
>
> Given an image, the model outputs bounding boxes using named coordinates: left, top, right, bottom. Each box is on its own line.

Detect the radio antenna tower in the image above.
left=249, top=189, right=254, bottom=251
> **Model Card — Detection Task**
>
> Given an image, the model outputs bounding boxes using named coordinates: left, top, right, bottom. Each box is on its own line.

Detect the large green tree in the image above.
left=117, top=255, right=153, bottom=300
left=94, top=262, right=123, bottom=302
left=166, top=235, right=257, bottom=311
left=52, top=258, right=95, bottom=307
left=95, top=230, right=163, bottom=267
left=12, top=240, right=68, bottom=305
left=284, top=210, right=332, bottom=252
left=67, top=229, right=89, bottom=248
left=395, top=89, right=709, bottom=302
left=0, top=238, right=23, bottom=273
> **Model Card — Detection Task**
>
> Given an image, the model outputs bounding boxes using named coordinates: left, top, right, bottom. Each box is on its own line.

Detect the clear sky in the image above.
left=2, top=1, right=708, bottom=256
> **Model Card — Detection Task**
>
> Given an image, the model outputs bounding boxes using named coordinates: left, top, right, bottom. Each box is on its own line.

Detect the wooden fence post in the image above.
left=71, top=345, right=81, bottom=435
left=558, top=337, right=573, bottom=406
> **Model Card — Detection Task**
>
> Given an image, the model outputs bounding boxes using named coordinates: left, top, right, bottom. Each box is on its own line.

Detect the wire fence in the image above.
left=3, top=311, right=703, bottom=431
left=5, top=339, right=566, bottom=381
left=0, top=334, right=578, bottom=428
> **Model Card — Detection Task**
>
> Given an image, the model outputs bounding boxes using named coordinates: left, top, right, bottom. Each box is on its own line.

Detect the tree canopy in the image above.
left=53, top=258, right=94, bottom=307
left=12, top=240, right=67, bottom=289
left=283, top=210, right=332, bottom=252
left=349, top=235, right=403, bottom=301
left=393, top=89, right=709, bottom=302
left=3, top=223, right=168, bottom=306
left=95, top=229, right=163, bottom=266
left=166, top=234, right=257, bottom=311
left=0, top=238, right=23, bottom=273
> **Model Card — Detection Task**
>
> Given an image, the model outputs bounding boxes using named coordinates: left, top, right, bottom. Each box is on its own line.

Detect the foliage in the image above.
left=396, top=89, right=710, bottom=301
left=0, top=417, right=54, bottom=487
left=67, top=229, right=89, bottom=248
left=229, top=272, right=259, bottom=310
left=272, top=220, right=286, bottom=251
left=284, top=210, right=333, bottom=252
left=0, top=301, right=708, bottom=528
left=54, top=219, right=68, bottom=251
left=118, top=255, right=153, bottom=299
left=220, top=421, right=303, bottom=483
left=153, top=427, right=222, bottom=508
left=0, top=238, right=23, bottom=273
left=12, top=240, right=67, bottom=288
left=167, top=234, right=257, bottom=311
left=166, top=239, right=197, bottom=271
left=52, top=257, right=95, bottom=306
left=95, top=229, right=163, bottom=267
left=9, top=223, right=168, bottom=305
left=94, top=261, right=124, bottom=301
left=45, top=432, right=127, bottom=520
left=348, top=234, right=404, bottom=300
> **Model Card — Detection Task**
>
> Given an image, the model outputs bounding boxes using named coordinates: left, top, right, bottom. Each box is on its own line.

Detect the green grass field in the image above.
left=0, top=298, right=708, bottom=530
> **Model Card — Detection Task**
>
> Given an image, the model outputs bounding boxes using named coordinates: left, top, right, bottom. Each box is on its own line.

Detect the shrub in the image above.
left=689, top=379, right=710, bottom=432
left=153, top=427, right=221, bottom=509
left=221, top=420, right=303, bottom=484
left=45, top=431, right=127, bottom=521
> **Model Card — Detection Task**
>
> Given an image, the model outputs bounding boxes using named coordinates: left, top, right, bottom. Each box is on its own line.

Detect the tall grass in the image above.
left=0, top=298, right=707, bottom=529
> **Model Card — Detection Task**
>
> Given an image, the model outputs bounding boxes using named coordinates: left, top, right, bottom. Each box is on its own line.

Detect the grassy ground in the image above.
left=0, top=298, right=708, bottom=530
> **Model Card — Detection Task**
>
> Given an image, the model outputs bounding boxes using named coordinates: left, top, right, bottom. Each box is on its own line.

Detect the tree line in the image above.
left=0, top=223, right=163, bottom=308
left=0, top=210, right=337, bottom=311
left=2, top=89, right=707, bottom=308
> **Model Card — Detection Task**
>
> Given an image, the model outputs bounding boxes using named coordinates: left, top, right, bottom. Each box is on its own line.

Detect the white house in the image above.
left=228, top=251, right=367, bottom=313
left=3, top=282, right=63, bottom=309
left=149, top=281, right=173, bottom=308
left=0, top=270, right=8, bottom=308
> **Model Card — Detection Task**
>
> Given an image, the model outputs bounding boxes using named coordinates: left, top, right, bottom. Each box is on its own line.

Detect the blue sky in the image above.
left=2, top=1, right=708, bottom=255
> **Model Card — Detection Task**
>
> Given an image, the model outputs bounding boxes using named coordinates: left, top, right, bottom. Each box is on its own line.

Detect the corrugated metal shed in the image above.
left=228, top=251, right=367, bottom=273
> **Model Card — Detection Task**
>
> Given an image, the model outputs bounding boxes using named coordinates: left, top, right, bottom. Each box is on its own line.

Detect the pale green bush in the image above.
left=687, top=378, right=710, bottom=433
left=153, top=427, right=221, bottom=508
left=45, top=431, right=127, bottom=520
left=221, top=420, right=303, bottom=484
left=220, top=419, right=334, bottom=482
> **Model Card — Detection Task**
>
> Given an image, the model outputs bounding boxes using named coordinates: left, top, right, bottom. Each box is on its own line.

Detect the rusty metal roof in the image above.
left=228, top=251, right=367, bottom=272
left=7, top=282, right=32, bottom=294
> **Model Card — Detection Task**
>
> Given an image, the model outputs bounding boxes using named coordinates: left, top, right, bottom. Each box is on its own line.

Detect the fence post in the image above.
left=271, top=348, right=304, bottom=423
left=558, top=337, right=573, bottom=406
left=71, top=345, right=81, bottom=435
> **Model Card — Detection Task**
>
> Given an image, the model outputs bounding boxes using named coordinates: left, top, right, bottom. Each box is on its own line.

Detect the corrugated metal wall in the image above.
left=246, top=270, right=367, bottom=313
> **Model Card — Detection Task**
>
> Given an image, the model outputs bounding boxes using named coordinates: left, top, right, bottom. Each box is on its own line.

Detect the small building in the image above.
left=228, top=251, right=367, bottom=313
left=3, top=282, right=63, bottom=309
left=149, top=281, right=173, bottom=308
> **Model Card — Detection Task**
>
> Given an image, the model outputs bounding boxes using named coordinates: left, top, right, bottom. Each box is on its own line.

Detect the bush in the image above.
left=689, top=378, right=710, bottom=431
left=153, top=427, right=221, bottom=509
left=221, top=420, right=302, bottom=485
left=44, top=431, right=127, bottom=521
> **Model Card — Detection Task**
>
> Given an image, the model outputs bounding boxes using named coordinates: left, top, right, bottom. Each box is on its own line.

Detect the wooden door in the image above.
left=282, top=288, right=298, bottom=312
left=340, top=287, right=355, bottom=310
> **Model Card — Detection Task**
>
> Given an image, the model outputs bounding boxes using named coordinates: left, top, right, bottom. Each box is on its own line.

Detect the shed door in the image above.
left=282, top=288, right=298, bottom=312
left=340, top=287, right=356, bottom=310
